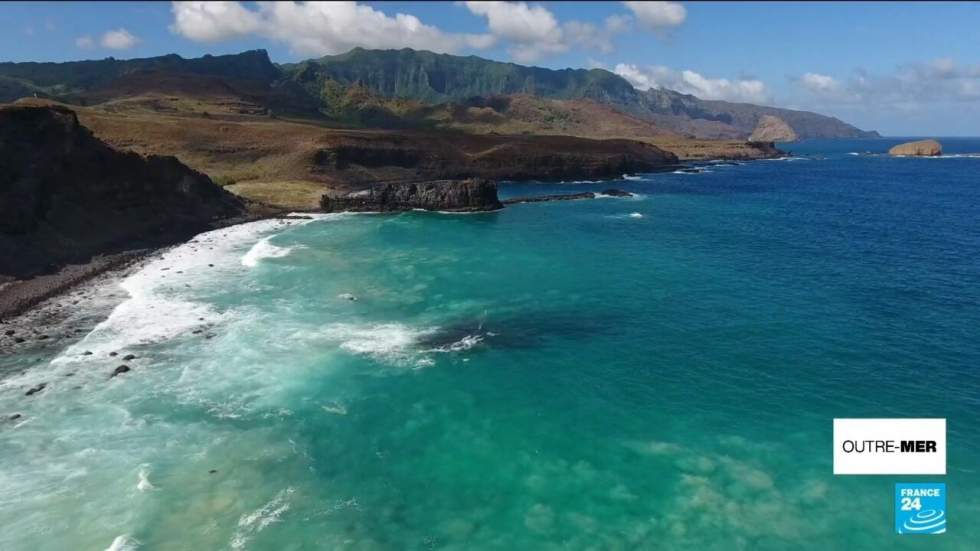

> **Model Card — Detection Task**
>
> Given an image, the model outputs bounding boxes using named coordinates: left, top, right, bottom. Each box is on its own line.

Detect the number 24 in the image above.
left=901, top=497, right=922, bottom=511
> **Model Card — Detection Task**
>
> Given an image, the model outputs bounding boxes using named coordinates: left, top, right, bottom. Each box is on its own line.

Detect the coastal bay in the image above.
left=3, top=140, right=980, bottom=549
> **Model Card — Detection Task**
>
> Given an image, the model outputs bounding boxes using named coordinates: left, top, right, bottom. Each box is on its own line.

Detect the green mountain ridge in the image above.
left=289, top=48, right=877, bottom=140
left=0, top=48, right=878, bottom=140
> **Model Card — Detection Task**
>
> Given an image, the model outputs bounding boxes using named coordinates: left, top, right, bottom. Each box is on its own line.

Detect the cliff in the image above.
left=320, top=179, right=502, bottom=212
left=0, top=105, right=245, bottom=279
left=312, top=132, right=680, bottom=186
left=888, top=139, right=942, bottom=156
left=749, top=115, right=798, bottom=142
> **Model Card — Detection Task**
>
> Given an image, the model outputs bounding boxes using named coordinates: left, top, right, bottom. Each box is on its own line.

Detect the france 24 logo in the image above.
left=895, top=483, right=946, bottom=534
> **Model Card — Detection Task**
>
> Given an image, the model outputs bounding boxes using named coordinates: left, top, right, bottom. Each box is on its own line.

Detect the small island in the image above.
left=888, top=139, right=942, bottom=156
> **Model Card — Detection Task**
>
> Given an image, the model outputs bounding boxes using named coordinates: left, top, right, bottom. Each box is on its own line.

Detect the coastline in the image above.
left=0, top=211, right=282, bottom=335
left=0, top=151, right=778, bottom=333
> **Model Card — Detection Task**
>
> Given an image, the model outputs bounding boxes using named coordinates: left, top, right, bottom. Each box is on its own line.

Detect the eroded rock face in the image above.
left=311, top=133, right=680, bottom=185
left=749, top=115, right=798, bottom=142
left=320, top=179, right=502, bottom=212
left=0, top=105, right=245, bottom=278
left=888, top=139, right=942, bottom=156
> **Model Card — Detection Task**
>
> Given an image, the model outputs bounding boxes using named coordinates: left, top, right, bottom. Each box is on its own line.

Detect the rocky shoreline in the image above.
left=0, top=104, right=774, bottom=327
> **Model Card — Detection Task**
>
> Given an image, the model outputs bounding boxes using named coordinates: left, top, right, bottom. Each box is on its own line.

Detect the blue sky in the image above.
left=2, top=1, right=979, bottom=135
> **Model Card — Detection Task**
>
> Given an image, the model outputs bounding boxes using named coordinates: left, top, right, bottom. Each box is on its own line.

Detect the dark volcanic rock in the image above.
left=111, top=365, right=131, bottom=377
left=502, top=188, right=633, bottom=205
left=321, top=179, right=502, bottom=213
left=503, top=192, right=595, bottom=205
left=0, top=105, right=245, bottom=280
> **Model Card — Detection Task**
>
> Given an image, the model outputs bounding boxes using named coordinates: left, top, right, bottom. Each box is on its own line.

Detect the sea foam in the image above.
left=322, top=323, right=438, bottom=364
left=241, top=237, right=295, bottom=267
left=136, top=465, right=155, bottom=492
left=231, top=488, right=294, bottom=550
left=51, top=215, right=343, bottom=370
left=105, top=535, right=140, bottom=551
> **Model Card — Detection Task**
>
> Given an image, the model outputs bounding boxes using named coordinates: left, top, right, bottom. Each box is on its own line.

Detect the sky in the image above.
left=2, top=1, right=979, bottom=136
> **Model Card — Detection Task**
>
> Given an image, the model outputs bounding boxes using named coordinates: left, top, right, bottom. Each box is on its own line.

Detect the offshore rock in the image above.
left=888, top=139, right=942, bottom=157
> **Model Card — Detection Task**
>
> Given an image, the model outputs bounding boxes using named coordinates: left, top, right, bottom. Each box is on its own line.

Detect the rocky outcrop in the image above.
left=503, top=189, right=633, bottom=205
left=503, top=192, right=596, bottom=205
left=889, top=139, right=942, bottom=156
left=0, top=105, right=245, bottom=279
left=749, top=115, right=798, bottom=142
left=320, top=179, right=502, bottom=212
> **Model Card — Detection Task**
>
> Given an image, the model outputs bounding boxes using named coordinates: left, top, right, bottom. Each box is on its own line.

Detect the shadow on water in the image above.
left=418, top=307, right=628, bottom=351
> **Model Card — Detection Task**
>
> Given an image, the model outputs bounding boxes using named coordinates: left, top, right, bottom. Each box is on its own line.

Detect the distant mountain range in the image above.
left=0, top=48, right=878, bottom=140
left=284, top=48, right=878, bottom=139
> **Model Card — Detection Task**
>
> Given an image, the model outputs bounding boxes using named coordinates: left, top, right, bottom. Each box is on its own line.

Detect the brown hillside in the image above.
left=12, top=97, right=680, bottom=210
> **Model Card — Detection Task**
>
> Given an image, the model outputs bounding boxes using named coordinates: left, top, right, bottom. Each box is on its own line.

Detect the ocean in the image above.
left=1, top=138, right=978, bottom=550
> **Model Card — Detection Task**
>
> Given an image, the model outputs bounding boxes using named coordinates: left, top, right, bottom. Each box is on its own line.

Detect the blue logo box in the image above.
left=895, top=483, right=946, bottom=534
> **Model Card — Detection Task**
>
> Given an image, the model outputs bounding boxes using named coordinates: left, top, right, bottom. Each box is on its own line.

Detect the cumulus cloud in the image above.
left=794, top=58, right=980, bottom=106
left=100, top=28, right=140, bottom=50
left=615, top=63, right=770, bottom=103
left=622, top=1, right=686, bottom=30
left=463, top=1, right=629, bottom=63
left=171, top=1, right=493, bottom=56
left=170, top=1, right=261, bottom=42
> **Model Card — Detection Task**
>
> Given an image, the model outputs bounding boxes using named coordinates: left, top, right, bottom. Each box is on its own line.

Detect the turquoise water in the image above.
left=2, top=139, right=979, bottom=550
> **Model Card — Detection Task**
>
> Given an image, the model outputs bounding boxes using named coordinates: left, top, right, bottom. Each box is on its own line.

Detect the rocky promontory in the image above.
left=888, top=139, right=942, bottom=156
left=749, top=115, right=798, bottom=142
left=320, top=179, right=503, bottom=212
left=503, top=189, right=633, bottom=205
left=0, top=105, right=245, bottom=281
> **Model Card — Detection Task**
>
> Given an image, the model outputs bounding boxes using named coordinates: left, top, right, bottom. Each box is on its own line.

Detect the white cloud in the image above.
left=800, top=72, right=840, bottom=93
left=76, top=30, right=140, bottom=51
left=615, top=63, right=770, bottom=103
left=100, top=28, right=140, bottom=50
left=170, top=1, right=261, bottom=42
left=794, top=58, right=980, bottom=106
left=464, top=1, right=560, bottom=45
left=463, top=1, right=628, bottom=63
left=171, top=1, right=494, bottom=56
left=622, top=1, right=686, bottom=30
left=75, top=35, right=96, bottom=49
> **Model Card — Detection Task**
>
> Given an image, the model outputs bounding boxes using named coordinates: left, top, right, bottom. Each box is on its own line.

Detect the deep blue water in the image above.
left=1, top=138, right=978, bottom=550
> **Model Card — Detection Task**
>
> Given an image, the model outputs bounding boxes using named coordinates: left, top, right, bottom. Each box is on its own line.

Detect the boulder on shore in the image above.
left=888, top=139, right=942, bottom=157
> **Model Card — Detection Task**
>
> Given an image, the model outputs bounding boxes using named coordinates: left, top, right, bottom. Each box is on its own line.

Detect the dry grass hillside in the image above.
left=11, top=95, right=687, bottom=210
left=9, top=70, right=778, bottom=210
